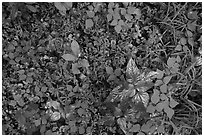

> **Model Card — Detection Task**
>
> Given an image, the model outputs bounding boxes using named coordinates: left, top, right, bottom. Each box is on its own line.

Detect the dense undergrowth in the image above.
left=2, top=2, right=202, bottom=135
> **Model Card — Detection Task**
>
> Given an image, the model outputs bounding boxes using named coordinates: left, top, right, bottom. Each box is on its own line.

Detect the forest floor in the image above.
left=2, top=2, right=202, bottom=135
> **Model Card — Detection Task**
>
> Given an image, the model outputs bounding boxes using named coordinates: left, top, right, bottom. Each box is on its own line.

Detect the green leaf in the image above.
left=26, top=5, right=37, bottom=12
left=85, top=19, right=94, bottom=29
left=107, top=14, right=112, bottom=22
left=169, top=97, right=179, bottom=108
left=72, top=63, right=80, bottom=74
left=107, top=74, right=116, bottom=81
left=77, top=108, right=85, bottom=116
left=164, top=106, right=174, bottom=119
left=80, top=59, right=89, bottom=69
left=62, top=54, right=77, bottom=61
left=163, top=76, right=172, bottom=84
left=106, top=66, right=113, bottom=74
left=63, top=2, right=72, bottom=10
left=157, top=125, right=165, bottom=133
left=137, top=132, right=145, bottom=135
left=126, top=57, right=140, bottom=77
left=51, top=112, right=61, bottom=121
left=127, top=6, right=136, bottom=14
left=155, top=101, right=168, bottom=112
left=79, top=126, right=85, bottom=134
left=180, top=37, right=187, bottom=45
left=167, top=57, right=176, bottom=67
left=110, top=19, right=118, bottom=26
left=156, top=69, right=164, bottom=79
left=155, top=80, right=163, bottom=87
left=34, top=119, right=41, bottom=127
left=87, top=11, right=95, bottom=18
left=129, top=124, right=140, bottom=133
left=151, top=89, right=160, bottom=104
left=54, top=2, right=66, bottom=12
left=175, top=44, right=182, bottom=51
left=114, top=68, right=121, bottom=76
left=146, top=104, right=155, bottom=114
left=160, top=84, right=167, bottom=93
left=133, top=92, right=149, bottom=107
left=114, top=25, right=122, bottom=33
left=120, top=8, right=126, bottom=15
left=160, top=94, right=168, bottom=101
left=71, top=40, right=80, bottom=56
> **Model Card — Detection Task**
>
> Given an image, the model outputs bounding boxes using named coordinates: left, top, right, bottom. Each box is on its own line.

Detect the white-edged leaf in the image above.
left=126, top=57, right=140, bottom=77
left=51, top=111, right=61, bottom=121
left=62, top=54, right=77, bottom=61
left=71, top=40, right=80, bottom=56
left=133, top=92, right=149, bottom=107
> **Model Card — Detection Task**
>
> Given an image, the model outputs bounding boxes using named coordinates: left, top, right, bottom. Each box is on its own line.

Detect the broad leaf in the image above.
left=71, top=40, right=80, bottom=56
left=133, top=91, right=149, bottom=107
left=50, top=111, right=61, bottom=121
left=62, top=53, right=77, bottom=61
left=151, top=89, right=160, bottom=104
left=126, top=57, right=140, bottom=79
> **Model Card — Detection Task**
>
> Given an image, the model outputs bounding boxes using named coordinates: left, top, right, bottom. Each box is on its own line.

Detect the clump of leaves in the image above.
left=109, top=57, right=158, bottom=107
left=62, top=39, right=89, bottom=74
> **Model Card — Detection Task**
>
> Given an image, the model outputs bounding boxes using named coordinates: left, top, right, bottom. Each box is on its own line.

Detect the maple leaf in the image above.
left=111, top=57, right=158, bottom=107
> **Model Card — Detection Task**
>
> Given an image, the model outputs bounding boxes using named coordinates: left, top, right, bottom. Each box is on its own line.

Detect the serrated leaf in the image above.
left=62, top=54, right=77, bottom=61
left=164, top=106, right=174, bottom=119
left=169, top=97, right=179, bottom=108
left=160, top=84, right=167, bottom=93
left=163, top=76, right=172, bottom=84
left=129, top=124, right=140, bottom=133
left=151, top=89, right=160, bottom=104
left=71, top=40, right=80, bottom=56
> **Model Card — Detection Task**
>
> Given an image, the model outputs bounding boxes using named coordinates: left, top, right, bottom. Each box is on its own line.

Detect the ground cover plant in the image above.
left=2, top=2, right=202, bottom=135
